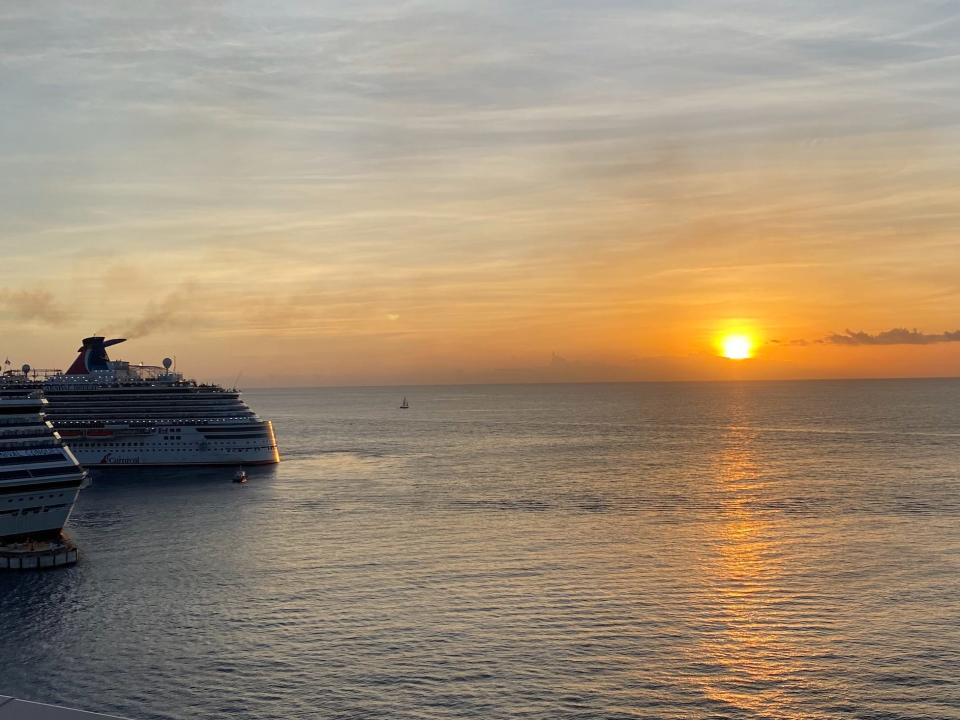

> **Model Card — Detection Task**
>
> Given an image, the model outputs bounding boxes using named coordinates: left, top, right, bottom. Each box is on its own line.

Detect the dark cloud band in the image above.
left=826, top=328, right=960, bottom=345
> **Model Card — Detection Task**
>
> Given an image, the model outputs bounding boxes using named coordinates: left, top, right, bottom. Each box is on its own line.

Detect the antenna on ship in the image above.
left=163, top=357, right=173, bottom=377
left=21, top=364, right=30, bottom=378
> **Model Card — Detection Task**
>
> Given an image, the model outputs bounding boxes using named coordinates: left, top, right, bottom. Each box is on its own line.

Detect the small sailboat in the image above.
left=400, top=396, right=409, bottom=409
left=233, top=467, right=247, bottom=484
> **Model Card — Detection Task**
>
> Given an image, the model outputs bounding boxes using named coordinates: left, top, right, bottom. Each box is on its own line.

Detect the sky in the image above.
left=1, top=1, right=959, bottom=386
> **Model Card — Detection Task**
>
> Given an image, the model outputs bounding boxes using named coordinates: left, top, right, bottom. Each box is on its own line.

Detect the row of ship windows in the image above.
left=47, top=397, right=244, bottom=401
left=0, top=442, right=59, bottom=450
left=46, top=398, right=240, bottom=403
left=47, top=405, right=249, bottom=410
left=62, top=431, right=215, bottom=436
left=67, top=438, right=262, bottom=448
left=0, top=431, right=53, bottom=440
left=45, top=389, right=239, bottom=393
left=45, top=388, right=236, bottom=393
left=46, top=390, right=237, bottom=393
left=0, top=454, right=65, bottom=467
left=0, top=504, right=69, bottom=517
left=0, top=466, right=80, bottom=481
left=71, top=445, right=274, bottom=453
left=52, top=413, right=253, bottom=425
left=48, top=403, right=250, bottom=415
left=0, top=443, right=52, bottom=451
left=43, top=385, right=241, bottom=397
left=62, top=428, right=188, bottom=438
left=6, top=493, right=67, bottom=502
left=45, top=388, right=227, bottom=394
left=49, top=402, right=248, bottom=406
left=49, top=411, right=246, bottom=416
left=47, top=395, right=233, bottom=399
left=50, top=414, right=255, bottom=419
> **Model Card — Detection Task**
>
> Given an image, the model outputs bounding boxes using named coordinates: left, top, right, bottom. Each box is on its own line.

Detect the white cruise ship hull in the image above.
left=60, top=420, right=280, bottom=467
left=0, top=479, right=84, bottom=538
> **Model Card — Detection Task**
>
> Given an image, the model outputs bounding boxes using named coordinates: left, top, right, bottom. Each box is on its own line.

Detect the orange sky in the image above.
left=1, top=3, right=958, bottom=386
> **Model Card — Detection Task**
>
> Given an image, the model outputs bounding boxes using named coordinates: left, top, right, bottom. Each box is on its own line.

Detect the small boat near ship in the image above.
left=233, top=468, right=247, bottom=484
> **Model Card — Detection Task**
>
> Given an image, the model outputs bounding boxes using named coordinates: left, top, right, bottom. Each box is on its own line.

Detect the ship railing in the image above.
left=7, top=368, right=63, bottom=380
left=113, top=363, right=184, bottom=382
left=0, top=428, right=52, bottom=439
left=0, top=397, right=40, bottom=406
left=0, top=439, right=59, bottom=449
left=0, top=417, right=46, bottom=427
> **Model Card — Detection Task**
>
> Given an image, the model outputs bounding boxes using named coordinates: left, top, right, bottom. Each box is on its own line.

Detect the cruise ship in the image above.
left=38, top=337, right=280, bottom=467
left=0, top=387, right=88, bottom=542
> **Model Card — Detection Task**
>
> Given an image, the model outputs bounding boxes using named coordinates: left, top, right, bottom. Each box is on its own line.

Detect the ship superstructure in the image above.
left=39, top=337, right=280, bottom=467
left=0, top=387, right=87, bottom=542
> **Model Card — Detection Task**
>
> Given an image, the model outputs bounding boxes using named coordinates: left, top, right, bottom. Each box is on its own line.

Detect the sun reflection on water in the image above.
left=692, top=414, right=807, bottom=718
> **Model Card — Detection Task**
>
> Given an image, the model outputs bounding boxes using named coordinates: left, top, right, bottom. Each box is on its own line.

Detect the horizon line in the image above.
left=241, top=374, right=960, bottom=391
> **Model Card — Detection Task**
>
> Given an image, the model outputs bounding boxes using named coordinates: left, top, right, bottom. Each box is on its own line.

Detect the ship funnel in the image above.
left=66, top=336, right=127, bottom=375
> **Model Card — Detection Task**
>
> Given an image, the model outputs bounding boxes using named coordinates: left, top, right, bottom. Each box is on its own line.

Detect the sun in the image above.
left=720, top=334, right=754, bottom=360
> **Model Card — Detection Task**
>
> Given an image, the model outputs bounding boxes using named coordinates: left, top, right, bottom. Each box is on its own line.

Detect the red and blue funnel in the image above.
left=66, top=336, right=127, bottom=375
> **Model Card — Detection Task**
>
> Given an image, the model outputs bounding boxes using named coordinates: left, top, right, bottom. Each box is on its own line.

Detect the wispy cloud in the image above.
left=825, top=328, right=960, bottom=345
left=1, top=2, right=959, bottom=382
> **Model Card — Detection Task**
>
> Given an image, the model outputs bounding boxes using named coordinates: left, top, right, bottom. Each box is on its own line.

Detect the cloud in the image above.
left=825, top=328, right=960, bottom=346
left=0, top=289, right=64, bottom=325
left=2, top=2, right=960, bottom=384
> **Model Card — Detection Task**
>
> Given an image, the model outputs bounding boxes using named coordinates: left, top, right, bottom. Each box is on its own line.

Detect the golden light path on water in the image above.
left=699, top=433, right=794, bottom=714
left=691, top=390, right=839, bottom=717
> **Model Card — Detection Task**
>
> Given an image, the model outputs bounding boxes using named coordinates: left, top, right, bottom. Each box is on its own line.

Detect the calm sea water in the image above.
left=1, top=381, right=959, bottom=720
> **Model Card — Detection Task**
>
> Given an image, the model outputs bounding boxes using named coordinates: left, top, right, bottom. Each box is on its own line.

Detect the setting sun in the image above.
left=721, top=334, right=754, bottom=360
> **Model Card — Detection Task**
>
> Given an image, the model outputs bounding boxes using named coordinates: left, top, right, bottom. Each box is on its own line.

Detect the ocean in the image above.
left=1, top=381, right=959, bottom=719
